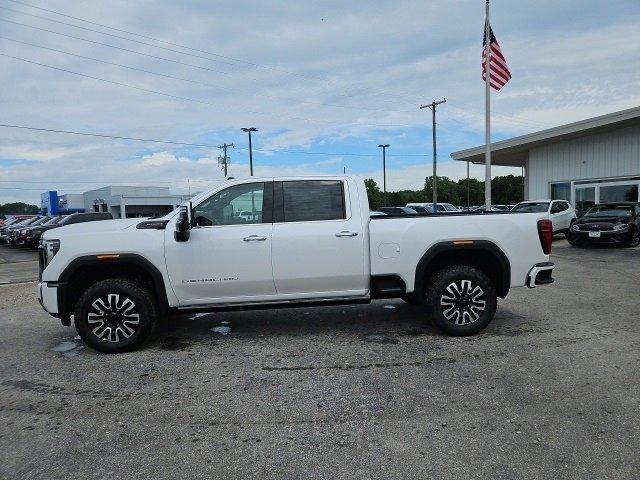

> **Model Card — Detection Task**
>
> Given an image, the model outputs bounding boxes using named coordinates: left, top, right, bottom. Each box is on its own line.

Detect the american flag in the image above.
left=482, top=23, right=511, bottom=91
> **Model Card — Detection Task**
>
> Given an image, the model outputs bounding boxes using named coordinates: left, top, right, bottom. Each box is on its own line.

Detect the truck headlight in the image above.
left=613, top=223, right=629, bottom=231
left=42, top=239, right=61, bottom=262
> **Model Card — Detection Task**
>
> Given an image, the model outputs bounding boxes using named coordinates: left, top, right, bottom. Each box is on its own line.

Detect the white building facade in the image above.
left=83, top=186, right=191, bottom=219
left=451, top=106, right=640, bottom=215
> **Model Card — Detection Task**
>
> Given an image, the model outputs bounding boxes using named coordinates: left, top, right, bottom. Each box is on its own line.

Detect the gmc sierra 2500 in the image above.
left=38, top=176, right=555, bottom=353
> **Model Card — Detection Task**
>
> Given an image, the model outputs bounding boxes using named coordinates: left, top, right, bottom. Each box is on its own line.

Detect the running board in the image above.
left=175, top=296, right=371, bottom=314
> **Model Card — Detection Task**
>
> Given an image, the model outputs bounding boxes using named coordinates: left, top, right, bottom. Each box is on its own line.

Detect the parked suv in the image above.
left=511, top=200, right=576, bottom=236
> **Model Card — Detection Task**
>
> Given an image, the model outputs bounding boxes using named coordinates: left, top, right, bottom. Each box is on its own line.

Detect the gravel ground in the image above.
left=0, top=239, right=638, bottom=480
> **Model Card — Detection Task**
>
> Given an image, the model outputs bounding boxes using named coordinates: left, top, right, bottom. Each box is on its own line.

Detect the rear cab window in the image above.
left=275, top=180, right=346, bottom=223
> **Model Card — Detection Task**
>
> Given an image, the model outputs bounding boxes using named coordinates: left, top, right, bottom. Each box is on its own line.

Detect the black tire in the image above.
left=424, top=265, right=497, bottom=336
left=74, top=278, right=157, bottom=353
left=401, top=292, right=424, bottom=306
left=626, top=228, right=640, bottom=248
left=567, top=232, right=582, bottom=247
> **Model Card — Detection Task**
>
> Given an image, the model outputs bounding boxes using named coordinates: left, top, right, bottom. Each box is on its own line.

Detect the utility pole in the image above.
left=241, top=128, right=258, bottom=176
left=217, top=142, right=234, bottom=177
left=378, top=144, right=390, bottom=206
left=420, top=98, right=446, bottom=212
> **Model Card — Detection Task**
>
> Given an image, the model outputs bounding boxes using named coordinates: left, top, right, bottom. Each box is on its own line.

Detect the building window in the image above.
left=599, top=184, right=639, bottom=203
left=550, top=182, right=571, bottom=201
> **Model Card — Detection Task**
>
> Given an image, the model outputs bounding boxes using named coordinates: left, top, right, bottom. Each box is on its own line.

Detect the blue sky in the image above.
left=1, top=0, right=639, bottom=203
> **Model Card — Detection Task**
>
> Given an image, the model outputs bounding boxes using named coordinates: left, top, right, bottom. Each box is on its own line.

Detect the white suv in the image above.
left=511, top=200, right=576, bottom=235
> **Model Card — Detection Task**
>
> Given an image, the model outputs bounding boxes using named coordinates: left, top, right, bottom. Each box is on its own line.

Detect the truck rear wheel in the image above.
left=425, top=265, right=497, bottom=336
left=74, top=278, right=157, bottom=353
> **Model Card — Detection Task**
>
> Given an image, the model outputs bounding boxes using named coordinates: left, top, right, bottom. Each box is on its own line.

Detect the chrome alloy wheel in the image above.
left=440, top=280, right=486, bottom=325
left=87, top=294, right=140, bottom=343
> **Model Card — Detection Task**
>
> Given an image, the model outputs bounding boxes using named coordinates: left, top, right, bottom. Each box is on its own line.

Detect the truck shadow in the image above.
left=150, top=302, right=530, bottom=350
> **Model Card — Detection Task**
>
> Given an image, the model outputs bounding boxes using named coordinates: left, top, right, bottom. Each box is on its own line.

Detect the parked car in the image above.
left=406, top=202, right=461, bottom=213
left=567, top=202, right=640, bottom=248
left=38, top=175, right=555, bottom=353
left=370, top=210, right=386, bottom=216
left=0, top=216, right=36, bottom=242
left=511, top=200, right=576, bottom=236
left=23, top=213, right=113, bottom=248
left=6, top=216, right=47, bottom=244
left=14, top=216, right=52, bottom=245
left=23, top=215, right=66, bottom=248
left=378, top=206, right=419, bottom=215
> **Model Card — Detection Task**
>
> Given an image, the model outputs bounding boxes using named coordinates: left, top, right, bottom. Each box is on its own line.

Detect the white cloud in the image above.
left=0, top=0, right=638, bottom=205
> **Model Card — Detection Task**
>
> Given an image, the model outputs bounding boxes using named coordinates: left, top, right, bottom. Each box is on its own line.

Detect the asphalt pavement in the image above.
left=0, top=239, right=638, bottom=479
left=0, top=244, right=38, bottom=285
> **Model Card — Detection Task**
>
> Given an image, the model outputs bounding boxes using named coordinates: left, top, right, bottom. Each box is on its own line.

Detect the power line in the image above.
left=0, top=41, right=420, bottom=128
left=0, top=5, right=257, bottom=70
left=0, top=3, right=552, bottom=129
left=2, top=0, right=303, bottom=74
left=0, top=123, right=429, bottom=157
left=0, top=123, right=220, bottom=148
left=0, top=9, right=424, bottom=114
left=0, top=35, right=416, bottom=115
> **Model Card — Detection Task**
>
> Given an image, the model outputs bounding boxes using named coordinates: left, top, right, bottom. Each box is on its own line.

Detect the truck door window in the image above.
left=194, top=183, right=266, bottom=226
left=281, top=180, right=345, bottom=222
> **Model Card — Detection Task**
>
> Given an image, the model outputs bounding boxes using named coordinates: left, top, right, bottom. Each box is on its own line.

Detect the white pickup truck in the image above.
left=38, top=176, right=555, bottom=353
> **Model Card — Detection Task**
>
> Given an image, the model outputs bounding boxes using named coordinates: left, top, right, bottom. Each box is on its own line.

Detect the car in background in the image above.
left=54, top=212, right=113, bottom=229
left=5, top=216, right=46, bottom=244
left=0, top=215, right=36, bottom=242
left=511, top=200, right=576, bottom=236
left=406, top=202, right=461, bottom=213
left=370, top=210, right=386, bottom=216
left=567, top=202, right=640, bottom=248
left=378, top=206, right=419, bottom=215
left=23, top=215, right=66, bottom=248
left=12, top=216, right=53, bottom=245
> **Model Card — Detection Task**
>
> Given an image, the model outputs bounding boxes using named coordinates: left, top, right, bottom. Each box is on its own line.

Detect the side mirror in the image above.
left=175, top=205, right=191, bottom=242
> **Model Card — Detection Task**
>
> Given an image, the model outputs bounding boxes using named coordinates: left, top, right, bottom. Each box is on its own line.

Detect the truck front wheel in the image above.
left=425, top=266, right=497, bottom=336
left=74, top=278, right=157, bottom=353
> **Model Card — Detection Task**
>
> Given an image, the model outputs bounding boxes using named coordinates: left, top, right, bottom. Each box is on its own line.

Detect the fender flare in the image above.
left=57, top=253, right=170, bottom=317
left=413, top=240, right=511, bottom=298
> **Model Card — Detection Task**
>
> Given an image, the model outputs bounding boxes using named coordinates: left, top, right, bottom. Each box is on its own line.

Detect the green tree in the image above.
left=364, top=178, right=383, bottom=210
left=491, top=175, right=524, bottom=204
left=423, top=176, right=462, bottom=205
left=0, top=202, right=40, bottom=216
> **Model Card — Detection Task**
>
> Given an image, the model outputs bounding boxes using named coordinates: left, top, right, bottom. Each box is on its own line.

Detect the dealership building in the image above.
left=41, top=186, right=191, bottom=219
left=451, top=106, right=640, bottom=215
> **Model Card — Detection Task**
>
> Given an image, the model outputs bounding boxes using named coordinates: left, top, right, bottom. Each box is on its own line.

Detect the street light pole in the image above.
left=420, top=99, right=446, bottom=212
left=378, top=144, right=390, bottom=206
left=241, top=127, right=258, bottom=176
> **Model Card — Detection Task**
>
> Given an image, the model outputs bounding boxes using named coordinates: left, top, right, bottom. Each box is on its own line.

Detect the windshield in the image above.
left=512, top=202, right=549, bottom=213
left=17, top=217, right=39, bottom=226
left=441, top=203, right=457, bottom=211
left=44, top=216, right=63, bottom=225
left=58, top=215, right=76, bottom=225
left=584, top=204, right=633, bottom=217
left=31, top=217, right=50, bottom=226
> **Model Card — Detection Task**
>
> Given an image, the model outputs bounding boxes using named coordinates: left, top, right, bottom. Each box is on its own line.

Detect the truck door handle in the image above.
left=335, top=231, right=358, bottom=237
left=243, top=235, right=267, bottom=242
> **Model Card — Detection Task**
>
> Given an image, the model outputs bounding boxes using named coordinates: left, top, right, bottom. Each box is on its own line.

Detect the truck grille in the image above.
left=578, top=224, right=613, bottom=231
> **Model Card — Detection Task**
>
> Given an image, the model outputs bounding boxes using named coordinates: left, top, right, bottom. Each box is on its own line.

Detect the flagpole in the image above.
left=484, top=0, right=492, bottom=211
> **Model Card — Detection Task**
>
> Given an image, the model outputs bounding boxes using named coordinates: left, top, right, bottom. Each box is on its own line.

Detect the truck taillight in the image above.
left=537, top=219, right=553, bottom=254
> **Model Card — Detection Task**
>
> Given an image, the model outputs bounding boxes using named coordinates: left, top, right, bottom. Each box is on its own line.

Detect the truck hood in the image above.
left=42, top=218, right=141, bottom=240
